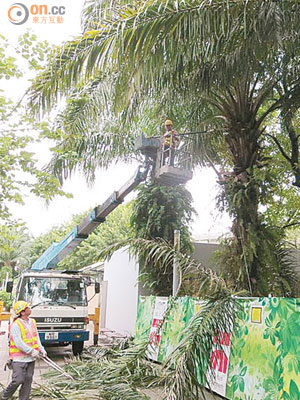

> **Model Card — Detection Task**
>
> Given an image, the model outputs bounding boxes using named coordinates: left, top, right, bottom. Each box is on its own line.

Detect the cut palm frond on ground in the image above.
left=32, top=295, right=239, bottom=400
left=32, top=341, right=157, bottom=400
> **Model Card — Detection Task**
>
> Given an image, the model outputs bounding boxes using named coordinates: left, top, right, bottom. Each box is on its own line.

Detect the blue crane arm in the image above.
left=31, top=227, right=86, bottom=270
left=31, top=166, right=148, bottom=271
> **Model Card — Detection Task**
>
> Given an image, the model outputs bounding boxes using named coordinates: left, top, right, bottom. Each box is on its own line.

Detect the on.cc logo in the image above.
left=8, top=3, right=29, bottom=25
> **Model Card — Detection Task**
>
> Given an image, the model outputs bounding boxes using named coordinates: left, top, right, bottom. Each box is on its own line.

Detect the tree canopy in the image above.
left=0, top=223, right=32, bottom=281
left=28, top=0, right=300, bottom=296
left=0, top=32, right=70, bottom=221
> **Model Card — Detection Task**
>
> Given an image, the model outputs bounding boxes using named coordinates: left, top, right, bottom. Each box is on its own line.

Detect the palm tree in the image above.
left=28, top=0, right=300, bottom=295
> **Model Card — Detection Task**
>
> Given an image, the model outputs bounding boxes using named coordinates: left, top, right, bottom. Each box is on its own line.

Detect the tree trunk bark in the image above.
left=225, top=130, right=260, bottom=292
left=216, top=82, right=297, bottom=296
left=282, top=109, right=300, bottom=187
left=219, top=84, right=262, bottom=293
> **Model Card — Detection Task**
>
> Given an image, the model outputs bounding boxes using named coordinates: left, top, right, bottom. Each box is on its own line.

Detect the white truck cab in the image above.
left=13, top=270, right=91, bottom=355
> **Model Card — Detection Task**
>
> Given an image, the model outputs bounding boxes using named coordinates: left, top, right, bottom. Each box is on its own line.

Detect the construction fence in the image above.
left=135, top=296, right=300, bottom=400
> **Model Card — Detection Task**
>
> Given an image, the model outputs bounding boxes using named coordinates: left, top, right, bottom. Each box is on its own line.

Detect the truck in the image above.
left=6, top=135, right=192, bottom=354
left=12, top=270, right=92, bottom=355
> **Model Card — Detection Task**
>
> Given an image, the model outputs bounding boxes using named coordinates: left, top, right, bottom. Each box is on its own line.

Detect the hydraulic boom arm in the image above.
left=31, top=166, right=147, bottom=271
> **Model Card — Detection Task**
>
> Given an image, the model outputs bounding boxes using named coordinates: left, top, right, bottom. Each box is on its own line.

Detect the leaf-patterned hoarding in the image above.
left=135, top=296, right=300, bottom=399
left=226, top=297, right=300, bottom=400
left=134, top=295, right=156, bottom=342
left=158, top=297, right=191, bottom=362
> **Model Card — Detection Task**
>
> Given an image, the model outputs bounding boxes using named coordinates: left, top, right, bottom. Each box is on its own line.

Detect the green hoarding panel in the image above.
left=158, top=297, right=191, bottom=362
left=226, top=297, right=300, bottom=400
left=135, top=296, right=300, bottom=399
left=135, top=295, right=156, bottom=343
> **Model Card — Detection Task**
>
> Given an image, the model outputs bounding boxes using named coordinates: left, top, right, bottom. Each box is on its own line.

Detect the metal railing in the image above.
left=158, top=146, right=193, bottom=170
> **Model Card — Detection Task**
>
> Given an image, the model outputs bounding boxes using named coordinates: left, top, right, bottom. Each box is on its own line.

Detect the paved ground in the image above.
left=0, top=321, right=220, bottom=399
left=142, top=388, right=221, bottom=400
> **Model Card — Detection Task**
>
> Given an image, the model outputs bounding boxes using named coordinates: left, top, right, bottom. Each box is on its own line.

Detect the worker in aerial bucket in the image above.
left=1, top=301, right=47, bottom=400
left=162, top=119, right=180, bottom=166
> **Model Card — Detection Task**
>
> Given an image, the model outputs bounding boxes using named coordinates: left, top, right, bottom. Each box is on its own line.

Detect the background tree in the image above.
left=0, top=223, right=32, bottom=281
left=0, top=32, right=70, bottom=221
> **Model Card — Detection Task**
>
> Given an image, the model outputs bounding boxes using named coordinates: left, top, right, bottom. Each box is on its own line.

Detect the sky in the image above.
left=1, top=0, right=231, bottom=239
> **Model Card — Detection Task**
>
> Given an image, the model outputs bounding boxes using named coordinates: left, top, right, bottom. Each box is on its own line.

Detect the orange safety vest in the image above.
left=9, top=318, right=39, bottom=359
left=163, top=131, right=179, bottom=148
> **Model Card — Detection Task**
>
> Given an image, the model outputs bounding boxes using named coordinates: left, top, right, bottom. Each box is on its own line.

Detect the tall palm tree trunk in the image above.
left=226, top=132, right=260, bottom=291
left=218, top=83, right=263, bottom=293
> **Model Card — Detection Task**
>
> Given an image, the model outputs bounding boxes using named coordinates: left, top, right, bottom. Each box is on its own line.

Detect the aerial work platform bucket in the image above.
left=135, top=133, right=193, bottom=186
left=155, top=165, right=193, bottom=186
left=134, top=133, right=160, bottom=158
left=155, top=145, right=193, bottom=186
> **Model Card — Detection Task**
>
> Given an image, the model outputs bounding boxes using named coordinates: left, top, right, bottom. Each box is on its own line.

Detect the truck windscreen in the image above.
left=19, top=277, right=87, bottom=307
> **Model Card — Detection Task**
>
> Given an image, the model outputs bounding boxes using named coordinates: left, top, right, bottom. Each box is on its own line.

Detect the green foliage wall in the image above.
left=131, top=184, right=195, bottom=295
left=226, top=297, right=300, bottom=400
left=131, top=184, right=194, bottom=250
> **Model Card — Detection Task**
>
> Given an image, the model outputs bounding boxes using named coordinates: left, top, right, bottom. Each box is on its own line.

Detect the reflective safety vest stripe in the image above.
left=163, top=131, right=179, bottom=148
left=9, top=318, right=39, bottom=359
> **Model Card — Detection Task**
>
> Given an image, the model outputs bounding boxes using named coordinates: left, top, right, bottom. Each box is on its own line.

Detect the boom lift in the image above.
left=31, top=165, right=149, bottom=271
left=7, top=135, right=193, bottom=354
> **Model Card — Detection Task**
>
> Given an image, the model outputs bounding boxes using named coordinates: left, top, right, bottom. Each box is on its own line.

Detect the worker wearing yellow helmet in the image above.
left=1, top=301, right=47, bottom=400
left=165, top=119, right=173, bottom=126
left=162, top=119, right=180, bottom=166
left=13, top=300, right=29, bottom=316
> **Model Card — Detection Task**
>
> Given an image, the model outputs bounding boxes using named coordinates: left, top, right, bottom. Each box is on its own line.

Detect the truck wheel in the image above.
left=72, top=341, right=84, bottom=356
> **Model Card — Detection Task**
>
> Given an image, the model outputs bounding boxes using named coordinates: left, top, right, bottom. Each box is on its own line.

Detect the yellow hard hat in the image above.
left=165, top=119, right=173, bottom=126
left=13, top=301, right=30, bottom=315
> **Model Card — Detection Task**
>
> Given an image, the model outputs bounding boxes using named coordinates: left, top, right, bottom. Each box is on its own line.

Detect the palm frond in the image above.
left=32, top=291, right=243, bottom=400
left=32, top=290, right=243, bottom=400
left=32, top=340, right=157, bottom=400
left=99, top=237, right=229, bottom=297
left=47, top=125, right=136, bottom=184
left=29, top=0, right=300, bottom=115
left=161, top=293, right=240, bottom=400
